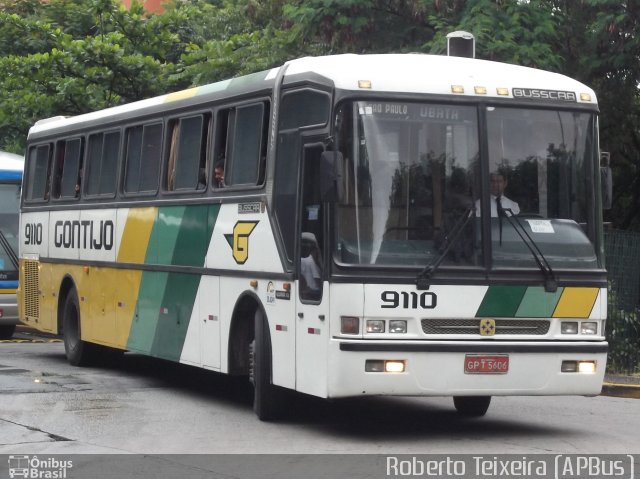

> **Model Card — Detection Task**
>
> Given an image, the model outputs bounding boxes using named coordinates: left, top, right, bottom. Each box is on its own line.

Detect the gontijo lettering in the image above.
left=53, top=220, right=114, bottom=250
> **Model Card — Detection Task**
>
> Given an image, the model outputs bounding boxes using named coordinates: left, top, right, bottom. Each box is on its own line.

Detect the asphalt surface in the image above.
left=6, top=325, right=640, bottom=399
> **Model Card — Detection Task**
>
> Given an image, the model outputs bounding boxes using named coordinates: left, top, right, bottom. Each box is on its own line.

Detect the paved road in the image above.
left=1, top=335, right=639, bottom=455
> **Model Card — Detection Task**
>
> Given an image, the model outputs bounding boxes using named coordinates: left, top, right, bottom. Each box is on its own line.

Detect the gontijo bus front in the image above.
left=19, top=54, right=607, bottom=420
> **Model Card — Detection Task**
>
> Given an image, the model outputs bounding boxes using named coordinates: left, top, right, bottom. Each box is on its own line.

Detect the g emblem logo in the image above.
left=225, top=221, right=259, bottom=264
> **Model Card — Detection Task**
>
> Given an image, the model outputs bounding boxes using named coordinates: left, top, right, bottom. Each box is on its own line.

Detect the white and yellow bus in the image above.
left=19, top=53, right=608, bottom=420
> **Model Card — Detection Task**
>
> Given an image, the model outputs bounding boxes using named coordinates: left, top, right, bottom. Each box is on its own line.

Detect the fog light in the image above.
left=389, top=320, right=407, bottom=334
left=385, top=360, right=405, bottom=373
left=561, top=322, right=578, bottom=334
left=581, top=322, right=597, bottom=335
left=366, top=320, right=385, bottom=333
left=365, top=360, right=384, bottom=372
left=341, top=316, right=360, bottom=335
left=561, top=360, right=578, bottom=373
left=578, top=361, right=596, bottom=374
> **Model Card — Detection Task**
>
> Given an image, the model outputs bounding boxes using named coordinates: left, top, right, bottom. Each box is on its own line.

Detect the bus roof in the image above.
left=285, top=54, right=597, bottom=102
left=28, top=54, right=597, bottom=138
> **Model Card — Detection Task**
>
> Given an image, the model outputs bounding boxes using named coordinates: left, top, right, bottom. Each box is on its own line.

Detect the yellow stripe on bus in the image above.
left=164, top=87, right=199, bottom=103
left=552, top=287, right=599, bottom=318
left=117, top=207, right=157, bottom=264
left=0, top=289, right=17, bottom=294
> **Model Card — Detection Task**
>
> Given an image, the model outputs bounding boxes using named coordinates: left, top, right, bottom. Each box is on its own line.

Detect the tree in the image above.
left=2, top=0, right=639, bottom=231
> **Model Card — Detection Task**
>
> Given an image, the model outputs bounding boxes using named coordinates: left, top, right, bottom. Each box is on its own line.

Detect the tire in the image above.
left=453, top=396, right=491, bottom=417
left=62, top=287, right=96, bottom=366
left=0, top=324, right=16, bottom=340
left=251, top=308, right=286, bottom=421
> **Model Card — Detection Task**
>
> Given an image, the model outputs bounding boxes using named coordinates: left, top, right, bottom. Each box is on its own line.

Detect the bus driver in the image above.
left=475, top=172, right=520, bottom=217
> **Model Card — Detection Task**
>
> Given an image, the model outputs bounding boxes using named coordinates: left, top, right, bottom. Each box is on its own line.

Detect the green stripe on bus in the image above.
left=476, top=285, right=528, bottom=317
left=127, top=271, right=168, bottom=353
left=171, top=204, right=219, bottom=266
left=228, top=70, right=271, bottom=89
left=146, top=206, right=185, bottom=265
left=151, top=272, right=200, bottom=361
left=515, top=287, right=564, bottom=317
left=128, top=205, right=219, bottom=357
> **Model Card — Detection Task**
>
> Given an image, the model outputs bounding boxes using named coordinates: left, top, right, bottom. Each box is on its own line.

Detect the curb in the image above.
left=601, top=382, right=640, bottom=399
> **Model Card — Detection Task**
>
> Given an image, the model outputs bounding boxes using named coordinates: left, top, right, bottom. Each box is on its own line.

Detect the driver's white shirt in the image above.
left=475, top=195, right=520, bottom=217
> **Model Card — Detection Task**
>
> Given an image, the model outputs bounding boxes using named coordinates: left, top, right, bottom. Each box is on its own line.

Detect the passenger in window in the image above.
left=300, top=232, right=322, bottom=300
left=214, top=161, right=225, bottom=188
left=75, top=168, right=82, bottom=197
left=475, top=172, right=520, bottom=217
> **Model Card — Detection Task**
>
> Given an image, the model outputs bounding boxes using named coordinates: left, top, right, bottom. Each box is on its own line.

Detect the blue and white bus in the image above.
left=1, top=150, right=24, bottom=339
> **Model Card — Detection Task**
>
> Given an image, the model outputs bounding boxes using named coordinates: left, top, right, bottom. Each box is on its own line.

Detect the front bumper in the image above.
left=327, top=340, right=607, bottom=398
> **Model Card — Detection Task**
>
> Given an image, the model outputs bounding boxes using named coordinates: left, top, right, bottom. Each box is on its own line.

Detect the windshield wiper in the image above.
left=498, top=206, right=558, bottom=292
left=416, top=206, right=475, bottom=290
left=0, top=229, right=18, bottom=270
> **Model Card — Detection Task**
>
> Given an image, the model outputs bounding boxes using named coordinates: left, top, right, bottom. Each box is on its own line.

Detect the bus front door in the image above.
left=295, top=142, right=329, bottom=398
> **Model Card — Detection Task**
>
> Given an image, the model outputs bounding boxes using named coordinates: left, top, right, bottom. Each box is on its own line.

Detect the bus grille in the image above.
left=421, top=318, right=550, bottom=335
left=23, top=260, right=40, bottom=319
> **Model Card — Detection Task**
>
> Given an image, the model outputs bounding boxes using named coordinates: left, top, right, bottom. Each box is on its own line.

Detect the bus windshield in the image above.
left=0, top=183, right=21, bottom=276
left=333, top=101, right=599, bottom=271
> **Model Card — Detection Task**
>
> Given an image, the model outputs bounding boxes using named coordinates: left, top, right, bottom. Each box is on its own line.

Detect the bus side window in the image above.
left=214, top=102, right=268, bottom=188
left=59, top=138, right=83, bottom=199
left=86, top=131, right=120, bottom=197
left=166, top=114, right=210, bottom=192
left=26, top=144, right=52, bottom=202
left=124, top=123, right=162, bottom=195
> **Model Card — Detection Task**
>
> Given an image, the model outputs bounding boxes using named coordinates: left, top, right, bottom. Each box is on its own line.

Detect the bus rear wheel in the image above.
left=453, top=396, right=491, bottom=417
left=62, top=286, right=96, bottom=366
left=250, top=308, right=286, bottom=421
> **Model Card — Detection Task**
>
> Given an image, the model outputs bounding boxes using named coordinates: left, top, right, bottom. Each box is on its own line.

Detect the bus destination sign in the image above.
left=359, top=102, right=470, bottom=122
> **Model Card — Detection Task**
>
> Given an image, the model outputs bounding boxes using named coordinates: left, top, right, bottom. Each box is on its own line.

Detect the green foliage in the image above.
left=1, top=0, right=639, bottom=236
left=607, top=292, right=640, bottom=374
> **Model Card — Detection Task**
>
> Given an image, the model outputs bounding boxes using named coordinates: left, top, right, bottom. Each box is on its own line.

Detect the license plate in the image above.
left=464, top=354, right=509, bottom=374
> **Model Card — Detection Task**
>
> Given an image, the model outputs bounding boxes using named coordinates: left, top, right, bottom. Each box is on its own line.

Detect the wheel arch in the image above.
left=227, top=290, right=266, bottom=376
left=57, top=274, right=78, bottom=335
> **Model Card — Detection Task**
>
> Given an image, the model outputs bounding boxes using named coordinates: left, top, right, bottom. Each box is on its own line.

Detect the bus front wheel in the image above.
left=62, top=287, right=96, bottom=367
left=453, top=396, right=491, bottom=417
left=250, top=308, right=286, bottom=421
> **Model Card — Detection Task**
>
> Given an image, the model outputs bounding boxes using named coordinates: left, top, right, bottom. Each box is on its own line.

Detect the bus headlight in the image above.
left=561, top=360, right=597, bottom=373
left=389, top=320, right=407, bottom=333
left=561, top=322, right=578, bottom=334
left=365, top=360, right=406, bottom=373
left=366, top=320, right=385, bottom=333
left=581, top=322, right=598, bottom=335
left=578, top=361, right=597, bottom=374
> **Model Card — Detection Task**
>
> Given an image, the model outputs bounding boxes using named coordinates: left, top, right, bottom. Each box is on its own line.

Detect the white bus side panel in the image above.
left=20, top=211, right=49, bottom=258
left=180, top=275, right=221, bottom=370
left=205, top=204, right=284, bottom=273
